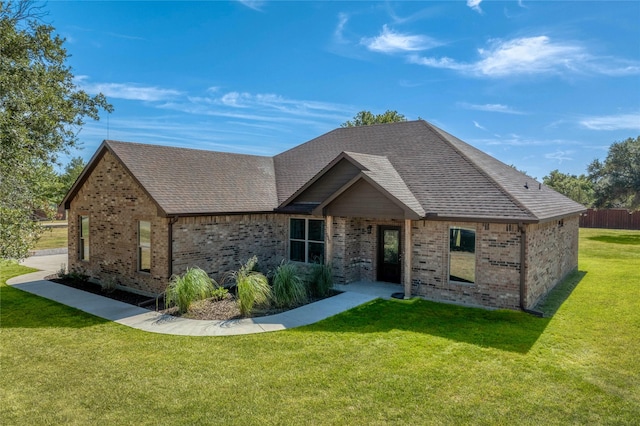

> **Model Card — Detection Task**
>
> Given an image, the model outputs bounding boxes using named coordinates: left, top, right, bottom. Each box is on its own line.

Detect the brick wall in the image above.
left=172, top=214, right=287, bottom=284
left=68, top=151, right=169, bottom=295
left=411, top=220, right=521, bottom=309
left=524, top=215, right=579, bottom=308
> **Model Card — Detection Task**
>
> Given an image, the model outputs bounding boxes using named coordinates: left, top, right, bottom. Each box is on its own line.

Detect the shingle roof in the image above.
left=64, top=121, right=585, bottom=221
left=274, top=120, right=585, bottom=222
left=104, top=141, right=277, bottom=215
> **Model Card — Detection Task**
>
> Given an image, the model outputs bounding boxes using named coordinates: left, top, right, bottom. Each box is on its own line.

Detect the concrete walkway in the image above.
left=7, top=254, right=384, bottom=336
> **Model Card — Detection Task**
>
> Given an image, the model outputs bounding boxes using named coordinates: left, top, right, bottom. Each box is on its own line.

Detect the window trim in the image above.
left=289, top=217, right=325, bottom=264
left=448, top=226, right=476, bottom=285
left=137, top=220, right=151, bottom=273
left=79, top=215, right=89, bottom=261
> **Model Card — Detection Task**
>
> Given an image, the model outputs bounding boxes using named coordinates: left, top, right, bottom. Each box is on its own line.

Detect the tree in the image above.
left=341, top=110, right=408, bottom=127
left=0, top=1, right=112, bottom=258
left=543, top=170, right=594, bottom=206
left=587, top=136, right=640, bottom=209
left=57, top=156, right=86, bottom=197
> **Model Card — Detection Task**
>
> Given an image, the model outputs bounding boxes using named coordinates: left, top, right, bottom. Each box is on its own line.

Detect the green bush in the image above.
left=232, top=256, right=271, bottom=316
left=308, top=262, right=333, bottom=298
left=272, top=261, right=307, bottom=308
left=210, top=286, right=229, bottom=301
left=165, top=267, right=216, bottom=314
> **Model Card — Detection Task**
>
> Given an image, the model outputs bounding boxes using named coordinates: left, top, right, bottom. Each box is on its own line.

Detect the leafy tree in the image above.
left=341, top=110, right=408, bottom=127
left=543, top=170, right=594, bottom=206
left=0, top=1, right=112, bottom=259
left=57, top=156, right=86, bottom=198
left=587, top=136, right=640, bottom=209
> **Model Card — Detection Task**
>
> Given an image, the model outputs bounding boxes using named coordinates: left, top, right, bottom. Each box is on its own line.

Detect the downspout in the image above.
left=168, top=216, right=179, bottom=278
left=519, top=223, right=544, bottom=317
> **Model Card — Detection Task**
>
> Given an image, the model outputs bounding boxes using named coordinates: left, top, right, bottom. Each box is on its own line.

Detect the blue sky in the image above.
left=47, top=0, right=640, bottom=179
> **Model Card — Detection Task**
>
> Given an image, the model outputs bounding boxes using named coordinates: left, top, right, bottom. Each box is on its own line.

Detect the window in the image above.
left=138, top=221, right=151, bottom=273
left=79, top=215, right=89, bottom=261
left=290, top=218, right=325, bottom=263
left=449, top=227, right=475, bottom=284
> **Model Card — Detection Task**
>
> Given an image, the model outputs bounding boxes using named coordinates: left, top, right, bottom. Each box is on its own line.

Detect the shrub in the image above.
left=232, top=256, right=271, bottom=316
left=165, top=267, right=216, bottom=314
left=272, top=261, right=307, bottom=308
left=308, top=262, right=333, bottom=298
left=100, top=276, right=117, bottom=293
left=210, top=286, right=229, bottom=301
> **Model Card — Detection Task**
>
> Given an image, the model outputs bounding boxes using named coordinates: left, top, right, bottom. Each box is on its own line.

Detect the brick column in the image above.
left=404, top=219, right=412, bottom=299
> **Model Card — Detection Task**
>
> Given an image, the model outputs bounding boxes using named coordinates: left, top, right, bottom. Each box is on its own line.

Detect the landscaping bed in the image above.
left=47, top=273, right=339, bottom=321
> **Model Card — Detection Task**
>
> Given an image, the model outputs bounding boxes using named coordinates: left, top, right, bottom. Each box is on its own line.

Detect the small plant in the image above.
left=100, top=276, right=118, bottom=293
left=57, top=263, right=67, bottom=278
left=210, top=286, right=229, bottom=301
left=272, top=261, right=307, bottom=308
left=61, top=268, right=89, bottom=284
left=231, top=256, right=271, bottom=316
left=165, top=267, right=217, bottom=314
left=308, top=262, right=333, bottom=298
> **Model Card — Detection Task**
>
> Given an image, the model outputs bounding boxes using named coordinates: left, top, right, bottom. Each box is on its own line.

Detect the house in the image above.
left=62, top=120, right=585, bottom=310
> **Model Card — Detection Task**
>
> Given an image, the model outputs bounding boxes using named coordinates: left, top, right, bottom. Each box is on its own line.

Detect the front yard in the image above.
left=1, top=228, right=638, bottom=424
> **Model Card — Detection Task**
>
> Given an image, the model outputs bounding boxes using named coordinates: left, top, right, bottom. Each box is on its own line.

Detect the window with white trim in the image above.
left=79, top=215, right=89, bottom=261
left=138, top=220, right=151, bottom=273
left=289, top=218, right=325, bottom=263
left=449, top=227, right=476, bottom=284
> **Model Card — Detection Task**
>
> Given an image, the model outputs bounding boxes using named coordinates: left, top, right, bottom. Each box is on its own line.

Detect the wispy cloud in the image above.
left=361, top=25, right=441, bottom=53
left=334, top=12, right=349, bottom=43
left=409, top=35, right=640, bottom=78
left=477, top=134, right=581, bottom=147
left=473, top=120, right=487, bottom=130
left=459, top=102, right=526, bottom=115
left=76, top=77, right=182, bottom=102
left=545, top=150, right=574, bottom=163
left=467, top=0, right=483, bottom=14
left=237, top=0, right=264, bottom=12
left=579, top=112, right=640, bottom=131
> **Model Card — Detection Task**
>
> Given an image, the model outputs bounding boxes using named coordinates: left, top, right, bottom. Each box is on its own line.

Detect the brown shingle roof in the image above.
left=105, top=141, right=277, bottom=215
left=64, top=121, right=585, bottom=221
left=274, top=120, right=585, bottom=222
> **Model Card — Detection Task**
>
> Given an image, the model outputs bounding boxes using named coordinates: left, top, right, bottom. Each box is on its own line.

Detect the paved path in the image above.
left=7, top=254, right=378, bottom=336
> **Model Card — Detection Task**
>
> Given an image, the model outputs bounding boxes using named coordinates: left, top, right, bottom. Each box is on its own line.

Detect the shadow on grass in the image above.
left=587, top=234, right=640, bottom=245
left=0, top=285, right=107, bottom=329
left=534, top=270, right=587, bottom=318
left=301, top=298, right=550, bottom=354
left=302, top=271, right=588, bottom=354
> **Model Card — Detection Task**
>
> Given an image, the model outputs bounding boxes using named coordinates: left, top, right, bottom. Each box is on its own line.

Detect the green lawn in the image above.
left=1, top=228, right=638, bottom=425
left=33, top=225, right=68, bottom=250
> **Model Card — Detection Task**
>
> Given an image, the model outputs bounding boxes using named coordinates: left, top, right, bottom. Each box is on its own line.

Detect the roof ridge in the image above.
left=105, top=140, right=271, bottom=160
left=422, top=122, right=538, bottom=220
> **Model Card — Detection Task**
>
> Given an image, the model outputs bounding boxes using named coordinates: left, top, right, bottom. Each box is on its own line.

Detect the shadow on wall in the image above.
left=300, top=270, right=587, bottom=354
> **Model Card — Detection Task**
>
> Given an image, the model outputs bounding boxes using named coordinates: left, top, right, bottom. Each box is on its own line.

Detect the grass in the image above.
left=33, top=225, right=68, bottom=250
left=1, top=228, right=639, bottom=425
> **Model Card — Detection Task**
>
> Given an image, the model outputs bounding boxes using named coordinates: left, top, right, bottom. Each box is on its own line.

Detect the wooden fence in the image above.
left=579, top=209, right=640, bottom=230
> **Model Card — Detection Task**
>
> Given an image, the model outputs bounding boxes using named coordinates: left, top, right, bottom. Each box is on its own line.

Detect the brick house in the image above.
left=62, top=120, right=585, bottom=310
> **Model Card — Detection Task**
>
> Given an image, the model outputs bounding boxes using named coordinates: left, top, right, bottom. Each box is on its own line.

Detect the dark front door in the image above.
left=378, top=226, right=401, bottom=283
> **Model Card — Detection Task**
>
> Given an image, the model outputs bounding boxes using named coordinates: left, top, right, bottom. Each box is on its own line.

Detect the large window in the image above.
left=449, top=227, right=475, bottom=284
left=290, top=218, right=325, bottom=263
left=79, top=215, right=89, bottom=261
left=138, top=221, right=151, bottom=273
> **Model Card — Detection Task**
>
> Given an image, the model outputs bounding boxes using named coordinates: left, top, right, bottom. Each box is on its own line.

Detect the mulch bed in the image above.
left=46, top=275, right=340, bottom=321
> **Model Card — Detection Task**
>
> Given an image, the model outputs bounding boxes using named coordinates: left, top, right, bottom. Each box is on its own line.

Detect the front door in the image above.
left=378, top=226, right=401, bottom=283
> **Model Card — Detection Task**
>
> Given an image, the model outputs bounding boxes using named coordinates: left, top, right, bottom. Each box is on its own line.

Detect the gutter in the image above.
left=168, top=216, right=179, bottom=278
left=518, top=223, right=544, bottom=317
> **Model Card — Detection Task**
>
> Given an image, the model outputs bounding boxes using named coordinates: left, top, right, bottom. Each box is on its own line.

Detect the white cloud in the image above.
left=473, top=120, right=487, bottom=130
left=459, top=102, right=526, bottom=114
left=579, top=112, right=640, bottom=131
left=409, top=35, right=640, bottom=78
left=362, top=25, right=440, bottom=53
left=76, top=77, right=182, bottom=102
left=545, top=150, right=574, bottom=163
left=237, top=0, right=264, bottom=11
left=334, top=13, right=349, bottom=43
left=467, top=0, right=483, bottom=14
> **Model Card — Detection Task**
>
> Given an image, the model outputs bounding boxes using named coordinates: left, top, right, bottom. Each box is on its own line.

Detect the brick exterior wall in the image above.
left=410, top=220, right=522, bottom=309
left=172, top=214, right=287, bottom=283
left=524, top=215, right=579, bottom=308
left=68, top=151, right=169, bottom=295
